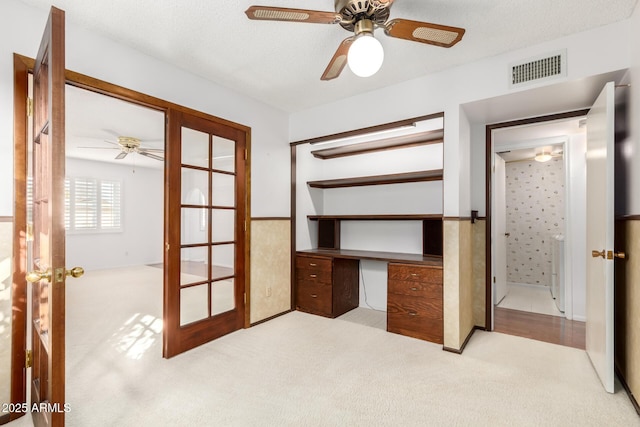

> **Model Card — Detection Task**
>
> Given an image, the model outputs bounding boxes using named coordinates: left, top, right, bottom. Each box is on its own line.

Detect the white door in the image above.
left=585, top=81, right=615, bottom=393
left=492, top=154, right=508, bottom=305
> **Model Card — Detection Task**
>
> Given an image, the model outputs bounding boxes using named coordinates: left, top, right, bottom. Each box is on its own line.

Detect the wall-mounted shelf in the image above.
left=307, top=169, right=443, bottom=189
left=297, top=248, right=443, bottom=266
left=311, top=129, right=444, bottom=160
left=308, top=214, right=442, bottom=221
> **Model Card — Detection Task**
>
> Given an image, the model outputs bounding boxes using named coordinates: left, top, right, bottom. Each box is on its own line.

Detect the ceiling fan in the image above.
left=245, top=0, right=465, bottom=80
left=79, top=135, right=164, bottom=161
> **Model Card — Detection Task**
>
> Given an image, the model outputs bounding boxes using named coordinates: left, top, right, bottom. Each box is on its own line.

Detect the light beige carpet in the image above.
left=8, top=266, right=640, bottom=426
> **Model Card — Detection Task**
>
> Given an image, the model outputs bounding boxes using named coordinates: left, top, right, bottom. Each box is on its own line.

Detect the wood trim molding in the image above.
left=290, top=145, right=297, bottom=312
left=442, top=216, right=472, bottom=221
left=290, top=112, right=444, bottom=146
left=14, top=54, right=250, bottom=134
left=250, top=309, right=293, bottom=327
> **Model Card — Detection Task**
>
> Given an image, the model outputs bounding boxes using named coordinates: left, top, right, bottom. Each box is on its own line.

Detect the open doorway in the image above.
left=63, top=84, right=167, bottom=413
left=489, top=115, right=587, bottom=349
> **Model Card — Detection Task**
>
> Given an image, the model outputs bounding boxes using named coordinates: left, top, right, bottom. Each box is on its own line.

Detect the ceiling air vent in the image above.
left=509, top=50, right=567, bottom=89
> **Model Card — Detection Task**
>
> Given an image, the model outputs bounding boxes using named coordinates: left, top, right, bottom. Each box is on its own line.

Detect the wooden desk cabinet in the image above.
left=295, top=254, right=359, bottom=318
left=387, top=263, right=443, bottom=344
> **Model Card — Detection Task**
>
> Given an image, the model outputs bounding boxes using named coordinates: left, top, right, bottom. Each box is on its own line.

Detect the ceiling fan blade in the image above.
left=321, top=37, right=355, bottom=81
left=103, top=140, right=120, bottom=146
left=384, top=19, right=465, bottom=48
left=115, top=152, right=128, bottom=160
left=245, top=6, right=341, bottom=24
left=138, top=147, right=165, bottom=153
left=138, top=151, right=164, bottom=161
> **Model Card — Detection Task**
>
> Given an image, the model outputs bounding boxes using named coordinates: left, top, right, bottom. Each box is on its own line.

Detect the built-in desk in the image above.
left=295, top=250, right=444, bottom=344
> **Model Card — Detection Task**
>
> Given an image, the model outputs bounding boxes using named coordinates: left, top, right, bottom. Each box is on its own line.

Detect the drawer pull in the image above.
left=411, top=273, right=419, bottom=277
left=309, top=274, right=317, bottom=278
left=309, top=263, right=317, bottom=267
left=408, top=311, right=417, bottom=316
left=410, top=287, right=418, bottom=291
left=310, top=294, right=318, bottom=298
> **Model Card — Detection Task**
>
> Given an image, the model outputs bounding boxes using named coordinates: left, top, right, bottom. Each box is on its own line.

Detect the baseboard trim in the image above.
left=250, top=309, right=292, bottom=327
left=442, top=326, right=481, bottom=354
left=616, top=366, right=640, bottom=416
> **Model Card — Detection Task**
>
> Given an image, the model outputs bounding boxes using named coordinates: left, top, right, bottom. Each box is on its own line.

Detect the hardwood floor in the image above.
left=494, top=307, right=586, bottom=350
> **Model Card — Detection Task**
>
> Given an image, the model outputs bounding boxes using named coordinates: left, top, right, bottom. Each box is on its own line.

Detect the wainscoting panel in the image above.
left=615, top=218, right=640, bottom=411
left=250, top=219, right=291, bottom=324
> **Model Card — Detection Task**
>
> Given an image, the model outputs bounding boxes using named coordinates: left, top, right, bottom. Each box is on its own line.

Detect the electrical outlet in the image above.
left=266, top=287, right=272, bottom=297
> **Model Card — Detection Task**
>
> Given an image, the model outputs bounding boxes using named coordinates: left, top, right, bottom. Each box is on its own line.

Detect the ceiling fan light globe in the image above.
left=347, top=33, right=384, bottom=77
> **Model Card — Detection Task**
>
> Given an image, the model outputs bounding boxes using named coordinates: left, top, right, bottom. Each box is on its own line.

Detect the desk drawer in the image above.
left=388, top=263, right=442, bottom=283
left=295, top=255, right=332, bottom=272
left=387, top=293, right=442, bottom=320
left=387, top=294, right=443, bottom=343
left=388, top=279, right=442, bottom=299
left=296, top=267, right=332, bottom=284
left=296, top=280, right=332, bottom=316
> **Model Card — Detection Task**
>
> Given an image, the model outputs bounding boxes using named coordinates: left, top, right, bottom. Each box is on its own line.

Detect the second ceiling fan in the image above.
left=245, top=0, right=465, bottom=80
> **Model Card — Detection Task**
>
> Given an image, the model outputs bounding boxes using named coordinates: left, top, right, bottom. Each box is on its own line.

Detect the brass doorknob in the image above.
left=26, top=269, right=51, bottom=283
left=612, top=251, right=626, bottom=260
left=592, top=250, right=606, bottom=259
left=26, top=267, right=84, bottom=283
left=66, top=267, right=85, bottom=278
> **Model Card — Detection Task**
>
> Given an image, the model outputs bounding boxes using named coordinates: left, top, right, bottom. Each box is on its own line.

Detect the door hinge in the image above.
left=27, top=97, right=33, bottom=117
left=243, top=293, right=247, bottom=304
left=244, top=220, right=247, bottom=232
left=493, top=276, right=496, bottom=283
left=165, top=242, right=170, bottom=252
left=244, top=149, right=248, bottom=160
left=25, top=349, right=33, bottom=368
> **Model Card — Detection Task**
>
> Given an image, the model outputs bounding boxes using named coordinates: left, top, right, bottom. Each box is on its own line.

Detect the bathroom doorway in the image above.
left=489, top=115, right=587, bottom=348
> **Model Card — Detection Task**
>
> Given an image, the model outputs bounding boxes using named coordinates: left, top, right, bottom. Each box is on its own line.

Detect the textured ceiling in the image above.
left=16, top=0, right=638, bottom=112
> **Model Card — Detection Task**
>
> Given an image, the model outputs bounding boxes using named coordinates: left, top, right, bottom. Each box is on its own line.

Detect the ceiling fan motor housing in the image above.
left=117, top=136, right=141, bottom=152
left=336, top=0, right=390, bottom=31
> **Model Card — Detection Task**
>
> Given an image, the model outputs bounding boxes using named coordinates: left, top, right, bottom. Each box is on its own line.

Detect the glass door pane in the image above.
left=177, top=123, right=238, bottom=327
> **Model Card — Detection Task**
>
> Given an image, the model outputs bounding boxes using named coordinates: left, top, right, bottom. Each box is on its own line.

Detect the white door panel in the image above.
left=585, top=81, right=615, bottom=393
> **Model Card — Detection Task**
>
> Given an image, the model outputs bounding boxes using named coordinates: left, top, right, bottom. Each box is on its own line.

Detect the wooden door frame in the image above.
left=10, top=54, right=251, bottom=419
left=484, top=109, right=589, bottom=330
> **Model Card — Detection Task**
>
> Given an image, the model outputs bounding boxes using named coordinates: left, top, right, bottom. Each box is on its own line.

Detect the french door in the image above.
left=163, top=109, right=247, bottom=358
left=26, top=7, right=80, bottom=426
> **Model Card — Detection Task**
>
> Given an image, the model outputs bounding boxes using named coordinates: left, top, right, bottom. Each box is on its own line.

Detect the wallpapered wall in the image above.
left=506, top=157, right=565, bottom=286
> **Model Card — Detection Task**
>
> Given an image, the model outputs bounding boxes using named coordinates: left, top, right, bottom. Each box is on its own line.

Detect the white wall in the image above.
left=627, top=2, right=640, bottom=214
left=0, top=0, right=290, bottom=218
left=65, top=158, right=163, bottom=271
left=290, top=18, right=632, bottom=217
